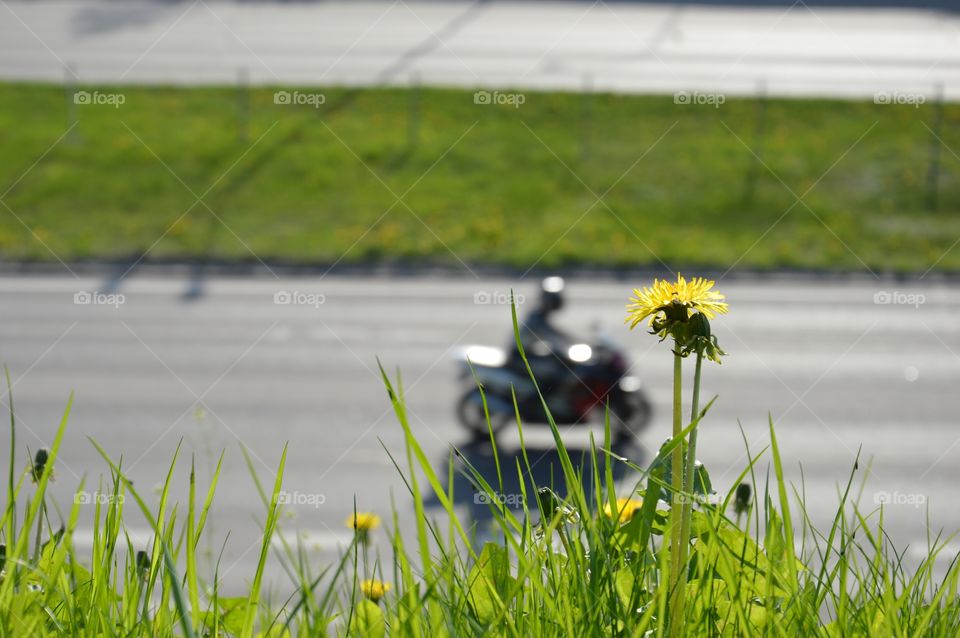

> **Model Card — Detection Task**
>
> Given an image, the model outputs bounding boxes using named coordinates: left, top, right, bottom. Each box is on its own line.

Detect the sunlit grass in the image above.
left=1, top=82, right=959, bottom=272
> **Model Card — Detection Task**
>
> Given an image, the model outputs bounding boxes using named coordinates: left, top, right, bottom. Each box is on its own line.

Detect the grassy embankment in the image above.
left=1, top=82, right=959, bottom=273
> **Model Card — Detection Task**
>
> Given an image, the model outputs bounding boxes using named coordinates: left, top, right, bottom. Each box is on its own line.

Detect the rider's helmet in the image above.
left=539, top=276, right=565, bottom=313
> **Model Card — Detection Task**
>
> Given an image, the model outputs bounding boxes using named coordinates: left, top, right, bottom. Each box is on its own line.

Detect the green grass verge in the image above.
left=2, top=82, right=960, bottom=272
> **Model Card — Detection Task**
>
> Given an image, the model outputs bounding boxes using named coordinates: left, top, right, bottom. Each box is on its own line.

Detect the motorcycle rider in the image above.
left=510, top=276, right=573, bottom=386
left=456, top=274, right=652, bottom=439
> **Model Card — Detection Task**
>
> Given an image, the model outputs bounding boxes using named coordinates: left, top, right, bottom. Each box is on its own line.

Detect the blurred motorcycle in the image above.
left=453, top=277, right=652, bottom=441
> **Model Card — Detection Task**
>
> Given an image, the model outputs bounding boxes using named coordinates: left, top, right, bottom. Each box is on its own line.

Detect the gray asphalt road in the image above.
left=2, top=0, right=959, bottom=100
left=1, top=272, right=958, bottom=592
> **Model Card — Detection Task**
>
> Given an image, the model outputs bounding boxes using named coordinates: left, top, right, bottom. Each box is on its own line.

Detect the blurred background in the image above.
left=1, top=0, right=959, bottom=594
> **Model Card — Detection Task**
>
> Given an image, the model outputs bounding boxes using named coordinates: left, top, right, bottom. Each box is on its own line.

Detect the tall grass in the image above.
left=0, top=307, right=958, bottom=636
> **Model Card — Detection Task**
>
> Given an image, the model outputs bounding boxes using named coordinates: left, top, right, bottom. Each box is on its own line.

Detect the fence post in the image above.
left=580, top=72, right=593, bottom=163
left=237, top=67, right=249, bottom=144
left=408, top=71, right=421, bottom=151
left=926, top=82, right=944, bottom=211
left=64, top=62, right=79, bottom=144
left=742, top=78, right=768, bottom=206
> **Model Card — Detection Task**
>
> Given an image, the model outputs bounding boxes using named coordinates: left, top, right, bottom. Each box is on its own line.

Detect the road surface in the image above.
left=1, top=271, right=958, bottom=592
left=1, top=0, right=959, bottom=100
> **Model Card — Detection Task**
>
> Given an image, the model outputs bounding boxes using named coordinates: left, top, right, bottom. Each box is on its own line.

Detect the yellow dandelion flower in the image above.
left=346, top=512, right=381, bottom=532
left=625, top=274, right=728, bottom=331
left=360, top=579, right=391, bottom=602
left=602, top=497, right=644, bottom=523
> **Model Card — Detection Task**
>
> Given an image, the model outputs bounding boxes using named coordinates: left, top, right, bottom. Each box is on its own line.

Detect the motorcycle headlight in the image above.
left=567, top=343, right=592, bottom=363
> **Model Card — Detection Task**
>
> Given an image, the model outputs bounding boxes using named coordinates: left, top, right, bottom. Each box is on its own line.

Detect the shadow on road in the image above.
left=425, top=434, right=647, bottom=549
left=71, top=3, right=175, bottom=36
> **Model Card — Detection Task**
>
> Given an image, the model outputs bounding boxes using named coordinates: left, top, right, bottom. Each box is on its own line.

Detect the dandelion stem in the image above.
left=6, top=367, right=16, bottom=551
left=668, top=349, right=684, bottom=636
left=33, top=500, right=44, bottom=563
left=675, top=349, right=704, bottom=632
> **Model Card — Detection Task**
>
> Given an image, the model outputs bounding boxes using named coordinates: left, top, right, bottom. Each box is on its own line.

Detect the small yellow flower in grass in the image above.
left=346, top=512, right=381, bottom=532
left=360, top=579, right=391, bottom=603
left=346, top=512, right=381, bottom=545
left=602, top=497, right=644, bottom=523
left=626, top=274, right=728, bottom=332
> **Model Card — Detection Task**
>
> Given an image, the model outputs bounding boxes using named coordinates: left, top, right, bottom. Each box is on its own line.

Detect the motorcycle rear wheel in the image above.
left=457, top=388, right=510, bottom=441
left=612, top=390, right=653, bottom=442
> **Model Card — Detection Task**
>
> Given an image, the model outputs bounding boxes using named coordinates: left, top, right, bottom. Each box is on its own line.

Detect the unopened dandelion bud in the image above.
left=733, top=482, right=752, bottom=516
left=536, top=487, right=561, bottom=521
left=689, top=312, right=711, bottom=339
left=135, top=550, right=150, bottom=576
left=31, top=448, right=50, bottom=483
